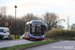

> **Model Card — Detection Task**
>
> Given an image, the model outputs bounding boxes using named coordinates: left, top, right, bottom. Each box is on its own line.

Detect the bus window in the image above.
left=30, top=24, right=45, bottom=33
left=35, top=25, right=41, bottom=33
left=30, top=24, right=35, bottom=33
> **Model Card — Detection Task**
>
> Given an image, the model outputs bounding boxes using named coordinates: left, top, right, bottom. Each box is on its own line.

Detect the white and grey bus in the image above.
left=24, top=20, right=46, bottom=41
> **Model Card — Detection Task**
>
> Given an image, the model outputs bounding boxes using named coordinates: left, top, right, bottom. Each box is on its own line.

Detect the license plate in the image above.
left=36, top=37, right=40, bottom=39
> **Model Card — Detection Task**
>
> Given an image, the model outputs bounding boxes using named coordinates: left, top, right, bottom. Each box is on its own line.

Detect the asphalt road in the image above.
left=0, top=39, right=34, bottom=48
left=26, top=40, right=75, bottom=50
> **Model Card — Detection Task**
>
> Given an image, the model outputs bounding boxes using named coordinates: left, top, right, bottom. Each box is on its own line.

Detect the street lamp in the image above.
left=14, top=5, right=17, bottom=39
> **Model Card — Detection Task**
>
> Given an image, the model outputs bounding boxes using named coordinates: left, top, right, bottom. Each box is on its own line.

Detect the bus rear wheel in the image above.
left=36, top=39, right=42, bottom=41
left=40, top=39, right=42, bottom=41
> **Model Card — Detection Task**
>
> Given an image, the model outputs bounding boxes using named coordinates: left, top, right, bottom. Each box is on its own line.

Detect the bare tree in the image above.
left=43, top=12, right=59, bottom=30
left=0, top=6, right=6, bottom=17
left=0, top=6, right=7, bottom=27
left=22, top=13, right=42, bottom=22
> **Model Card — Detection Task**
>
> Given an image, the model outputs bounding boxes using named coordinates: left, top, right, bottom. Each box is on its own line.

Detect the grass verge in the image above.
left=0, top=40, right=57, bottom=50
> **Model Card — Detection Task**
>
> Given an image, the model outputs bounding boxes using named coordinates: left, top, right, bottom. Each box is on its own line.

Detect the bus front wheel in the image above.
left=28, top=38, right=30, bottom=40
left=36, top=39, right=42, bottom=41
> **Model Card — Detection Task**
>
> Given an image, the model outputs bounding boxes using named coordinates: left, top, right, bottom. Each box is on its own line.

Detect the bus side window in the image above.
left=41, top=26, right=43, bottom=32
left=35, top=26, right=37, bottom=33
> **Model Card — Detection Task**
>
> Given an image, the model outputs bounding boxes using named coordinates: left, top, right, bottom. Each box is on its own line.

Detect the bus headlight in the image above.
left=29, top=34, right=32, bottom=37
left=42, top=35, right=45, bottom=38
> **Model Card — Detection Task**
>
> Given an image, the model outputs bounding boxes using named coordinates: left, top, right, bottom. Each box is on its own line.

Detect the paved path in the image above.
left=26, top=40, right=75, bottom=50
left=0, top=39, right=34, bottom=48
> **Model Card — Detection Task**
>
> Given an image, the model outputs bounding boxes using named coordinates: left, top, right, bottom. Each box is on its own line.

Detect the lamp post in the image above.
left=14, top=5, right=17, bottom=39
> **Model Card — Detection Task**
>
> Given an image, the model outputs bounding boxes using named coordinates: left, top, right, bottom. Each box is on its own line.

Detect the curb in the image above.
left=17, top=40, right=60, bottom=50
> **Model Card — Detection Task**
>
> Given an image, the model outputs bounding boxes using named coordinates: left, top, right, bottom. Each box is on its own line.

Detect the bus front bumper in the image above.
left=29, top=37, right=44, bottom=40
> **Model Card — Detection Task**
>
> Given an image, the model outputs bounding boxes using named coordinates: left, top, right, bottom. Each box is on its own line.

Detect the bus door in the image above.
left=25, top=24, right=30, bottom=38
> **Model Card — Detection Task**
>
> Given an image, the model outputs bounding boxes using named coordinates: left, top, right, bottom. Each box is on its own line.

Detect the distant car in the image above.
left=21, top=33, right=25, bottom=39
left=0, top=27, right=10, bottom=40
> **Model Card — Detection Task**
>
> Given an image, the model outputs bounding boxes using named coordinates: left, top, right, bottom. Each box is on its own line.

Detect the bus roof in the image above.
left=26, top=20, right=45, bottom=25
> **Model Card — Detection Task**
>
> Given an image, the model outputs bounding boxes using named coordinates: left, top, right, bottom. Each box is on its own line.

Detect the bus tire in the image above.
left=40, top=39, right=42, bottom=41
left=28, top=38, right=30, bottom=40
left=36, top=39, right=39, bottom=41
left=25, top=38, right=28, bottom=40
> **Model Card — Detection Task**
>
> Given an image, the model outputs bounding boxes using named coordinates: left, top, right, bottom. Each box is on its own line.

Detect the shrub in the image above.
left=45, top=29, right=75, bottom=39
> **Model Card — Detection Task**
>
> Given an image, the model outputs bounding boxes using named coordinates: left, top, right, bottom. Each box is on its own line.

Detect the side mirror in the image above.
left=4, top=31, right=6, bottom=33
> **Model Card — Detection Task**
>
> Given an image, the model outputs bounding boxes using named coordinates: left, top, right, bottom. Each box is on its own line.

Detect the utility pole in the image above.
left=14, top=5, right=17, bottom=39
left=67, top=16, right=69, bottom=30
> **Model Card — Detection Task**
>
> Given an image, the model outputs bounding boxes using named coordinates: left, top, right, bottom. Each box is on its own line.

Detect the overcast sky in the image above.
left=0, top=0, right=75, bottom=29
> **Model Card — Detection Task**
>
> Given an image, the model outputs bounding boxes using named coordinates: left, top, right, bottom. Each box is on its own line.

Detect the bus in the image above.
left=24, top=20, right=46, bottom=41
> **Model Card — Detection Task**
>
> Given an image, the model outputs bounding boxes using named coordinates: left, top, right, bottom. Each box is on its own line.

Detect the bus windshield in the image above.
left=31, top=24, right=45, bottom=33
